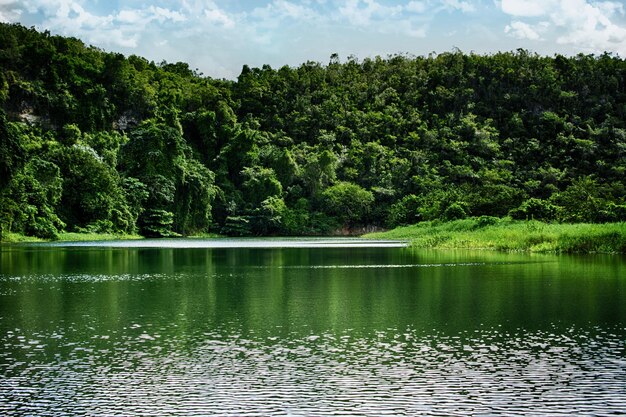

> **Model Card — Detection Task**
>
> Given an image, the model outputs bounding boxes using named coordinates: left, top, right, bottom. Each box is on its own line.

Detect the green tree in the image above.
left=0, top=111, right=24, bottom=189
left=52, top=144, right=132, bottom=232
left=241, top=166, right=282, bottom=207
left=321, top=182, right=374, bottom=227
left=3, top=157, right=65, bottom=238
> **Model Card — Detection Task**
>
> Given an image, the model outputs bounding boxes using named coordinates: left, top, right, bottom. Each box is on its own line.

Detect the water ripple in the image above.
left=1, top=325, right=625, bottom=416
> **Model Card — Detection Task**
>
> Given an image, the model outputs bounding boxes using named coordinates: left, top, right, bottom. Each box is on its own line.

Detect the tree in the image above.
left=0, top=111, right=24, bottom=189
left=121, top=119, right=216, bottom=235
left=321, top=182, right=374, bottom=227
left=3, top=157, right=65, bottom=239
left=552, top=176, right=608, bottom=223
left=3, top=23, right=626, bottom=239
left=241, top=166, right=282, bottom=207
left=509, top=198, right=559, bottom=221
left=174, top=159, right=215, bottom=234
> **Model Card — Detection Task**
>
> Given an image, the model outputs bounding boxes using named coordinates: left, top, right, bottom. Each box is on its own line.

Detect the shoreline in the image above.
left=1, top=232, right=144, bottom=244
left=362, top=218, right=626, bottom=254
left=3, top=219, right=626, bottom=254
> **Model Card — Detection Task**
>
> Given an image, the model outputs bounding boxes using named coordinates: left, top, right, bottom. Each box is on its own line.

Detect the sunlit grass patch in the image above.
left=1, top=232, right=46, bottom=243
left=56, top=232, right=144, bottom=242
left=364, top=219, right=626, bottom=254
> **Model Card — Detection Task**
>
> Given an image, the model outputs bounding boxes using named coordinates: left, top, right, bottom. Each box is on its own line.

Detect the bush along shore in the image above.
left=363, top=218, right=626, bottom=254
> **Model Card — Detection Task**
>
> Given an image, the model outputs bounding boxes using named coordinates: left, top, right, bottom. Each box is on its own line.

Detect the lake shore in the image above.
left=0, top=231, right=227, bottom=243
left=1, top=232, right=144, bottom=243
left=363, top=218, right=626, bottom=254
left=3, top=220, right=626, bottom=254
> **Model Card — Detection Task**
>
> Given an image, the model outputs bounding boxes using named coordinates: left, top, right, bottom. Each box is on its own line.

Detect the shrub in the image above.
left=386, top=194, right=421, bottom=227
left=442, top=202, right=469, bottom=221
left=509, top=198, right=559, bottom=221
left=476, top=215, right=499, bottom=228
left=321, top=182, right=374, bottom=226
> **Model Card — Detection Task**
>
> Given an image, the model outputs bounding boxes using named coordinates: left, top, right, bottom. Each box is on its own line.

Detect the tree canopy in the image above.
left=1, top=23, right=625, bottom=238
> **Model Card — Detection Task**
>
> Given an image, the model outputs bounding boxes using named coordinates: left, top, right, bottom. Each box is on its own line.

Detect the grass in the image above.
left=56, top=232, right=144, bottom=242
left=1, top=232, right=143, bottom=243
left=1, top=232, right=47, bottom=243
left=363, top=218, right=626, bottom=254
left=1, top=231, right=225, bottom=243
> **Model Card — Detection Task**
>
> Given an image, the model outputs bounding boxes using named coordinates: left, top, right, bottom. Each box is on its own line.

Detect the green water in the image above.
left=1, top=239, right=625, bottom=415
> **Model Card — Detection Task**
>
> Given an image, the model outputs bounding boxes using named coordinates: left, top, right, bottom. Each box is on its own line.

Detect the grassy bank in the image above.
left=363, top=218, right=626, bottom=254
left=1, top=232, right=143, bottom=243
left=0, top=232, right=226, bottom=243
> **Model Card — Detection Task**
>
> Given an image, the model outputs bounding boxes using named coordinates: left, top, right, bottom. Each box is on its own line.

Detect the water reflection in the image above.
left=1, top=324, right=625, bottom=416
left=1, top=241, right=625, bottom=415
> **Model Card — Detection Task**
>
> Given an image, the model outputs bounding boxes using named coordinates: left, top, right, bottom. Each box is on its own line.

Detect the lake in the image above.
left=1, top=238, right=625, bottom=416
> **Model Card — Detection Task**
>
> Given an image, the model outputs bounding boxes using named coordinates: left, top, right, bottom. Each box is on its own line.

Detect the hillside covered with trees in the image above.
left=1, top=23, right=625, bottom=239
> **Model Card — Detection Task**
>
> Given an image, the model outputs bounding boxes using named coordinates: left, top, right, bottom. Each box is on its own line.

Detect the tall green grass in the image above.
left=1, top=231, right=225, bottom=243
left=364, top=217, right=626, bottom=253
left=1, top=232, right=47, bottom=243
left=56, top=232, right=144, bottom=242
left=1, top=232, right=143, bottom=243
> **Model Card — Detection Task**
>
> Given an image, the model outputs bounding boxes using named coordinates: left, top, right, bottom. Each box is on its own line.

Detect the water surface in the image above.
left=1, top=238, right=625, bottom=415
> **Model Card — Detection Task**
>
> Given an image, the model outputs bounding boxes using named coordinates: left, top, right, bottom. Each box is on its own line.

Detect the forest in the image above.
left=1, top=22, right=625, bottom=239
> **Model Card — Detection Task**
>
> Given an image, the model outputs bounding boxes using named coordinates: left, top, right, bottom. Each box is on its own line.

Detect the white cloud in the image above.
left=250, top=0, right=319, bottom=26
left=334, top=0, right=434, bottom=38
left=500, top=0, right=550, bottom=17
left=338, top=0, right=403, bottom=26
left=596, top=1, right=624, bottom=16
left=505, top=20, right=542, bottom=40
left=88, top=29, right=140, bottom=49
left=500, top=0, right=626, bottom=55
left=405, top=1, right=427, bottom=14
left=44, top=2, right=115, bottom=38
left=4, top=0, right=191, bottom=49
left=271, top=0, right=318, bottom=20
left=398, top=21, right=428, bottom=37
left=0, top=0, right=23, bottom=22
left=116, top=9, right=145, bottom=25
left=149, top=6, right=186, bottom=23
left=440, top=0, right=475, bottom=13
left=552, top=0, right=626, bottom=53
left=204, top=7, right=234, bottom=28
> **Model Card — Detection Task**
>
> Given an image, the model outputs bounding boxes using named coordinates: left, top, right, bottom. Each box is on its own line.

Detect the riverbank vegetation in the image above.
left=364, top=218, right=626, bottom=253
left=1, top=23, right=626, bottom=241
left=1, top=231, right=143, bottom=243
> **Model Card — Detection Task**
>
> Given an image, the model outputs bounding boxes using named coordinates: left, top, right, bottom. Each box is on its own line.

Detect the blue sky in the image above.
left=2, top=0, right=626, bottom=79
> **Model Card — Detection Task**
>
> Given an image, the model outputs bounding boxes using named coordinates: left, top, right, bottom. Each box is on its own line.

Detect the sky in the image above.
left=1, top=0, right=626, bottom=79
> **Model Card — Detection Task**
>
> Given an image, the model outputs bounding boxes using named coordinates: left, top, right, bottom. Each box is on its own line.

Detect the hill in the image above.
left=1, top=23, right=625, bottom=239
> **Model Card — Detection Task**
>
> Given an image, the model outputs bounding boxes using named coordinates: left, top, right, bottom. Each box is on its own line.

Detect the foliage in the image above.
left=241, top=166, right=282, bottom=207
left=509, top=198, right=559, bottom=221
left=2, top=157, right=65, bottom=239
left=2, top=23, right=626, bottom=239
left=139, top=209, right=178, bottom=238
left=387, top=194, right=421, bottom=227
left=321, top=182, right=374, bottom=226
left=0, top=111, right=24, bottom=189
left=442, top=202, right=469, bottom=221
left=221, top=215, right=252, bottom=236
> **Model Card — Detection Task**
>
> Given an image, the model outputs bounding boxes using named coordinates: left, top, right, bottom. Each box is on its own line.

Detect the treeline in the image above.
left=1, top=23, right=625, bottom=239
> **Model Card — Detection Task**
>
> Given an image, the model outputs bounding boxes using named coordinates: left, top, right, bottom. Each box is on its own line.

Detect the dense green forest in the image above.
left=1, top=23, right=625, bottom=239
